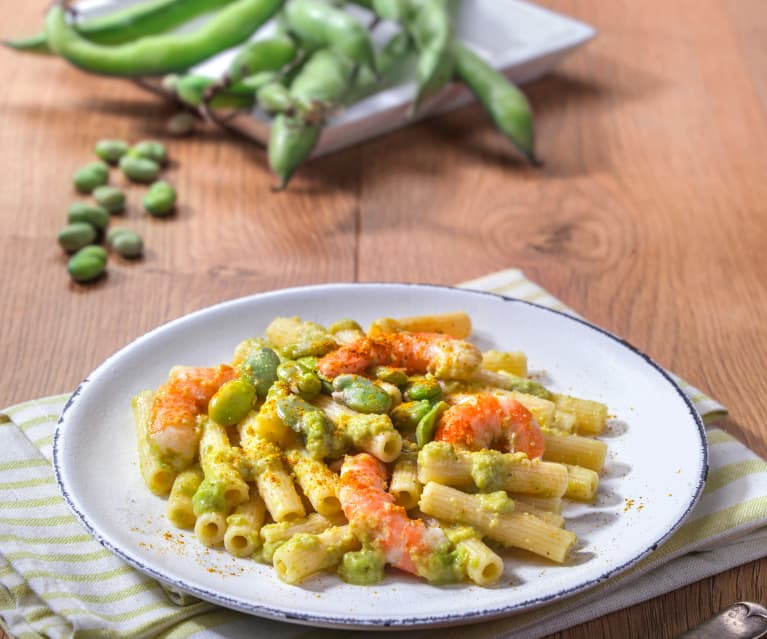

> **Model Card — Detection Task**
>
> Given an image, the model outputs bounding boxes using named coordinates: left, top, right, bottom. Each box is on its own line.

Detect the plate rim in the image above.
left=52, top=282, right=708, bottom=629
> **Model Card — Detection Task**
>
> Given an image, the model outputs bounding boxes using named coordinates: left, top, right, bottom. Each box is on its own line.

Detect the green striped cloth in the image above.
left=2, top=269, right=765, bottom=639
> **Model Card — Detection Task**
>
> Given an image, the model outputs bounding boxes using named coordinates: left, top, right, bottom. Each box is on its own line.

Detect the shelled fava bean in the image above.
left=119, top=154, right=160, bottom=183
left=67, top=202, right=109, bottom=230
left=107, top=227, right=143, bottom=258
left=73, top=161, right=109, bottom=193
left=67, top=245, right=108, bottom=283
left=144, top=180, right=176, bottom=216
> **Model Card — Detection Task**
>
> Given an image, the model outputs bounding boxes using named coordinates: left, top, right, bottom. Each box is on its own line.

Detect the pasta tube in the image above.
left=420, top=483, right=576, bottom=563
left=286, top=449, right=342, bottom=516
left=552, top=394, right=608, bottom=435
left=224, top=491, right=267, bottom=557
left=542, top=428, right=608, bottom=472
left=272, top=525, right=360, bottom=584
left=389, top=451, right=421, bottom=510
left=132, top=390, right=176, bottom=496
left=313, top=395, right=402, bottom=462
left=167, top=466, right=204, bottom=529
left=368, top=311, right=472, bottom=339
left=418, top=442, right=569, bottom=498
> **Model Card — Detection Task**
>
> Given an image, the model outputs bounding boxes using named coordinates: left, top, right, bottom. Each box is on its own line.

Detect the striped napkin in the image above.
left=2, top=269, right=766, bottom=639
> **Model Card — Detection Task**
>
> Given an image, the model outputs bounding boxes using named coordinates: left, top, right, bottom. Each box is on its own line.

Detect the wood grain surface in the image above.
left=1, top=1, right=766, bottom=637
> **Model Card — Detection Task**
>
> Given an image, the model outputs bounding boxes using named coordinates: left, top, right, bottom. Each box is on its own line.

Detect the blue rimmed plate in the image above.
left=54, top=283, right=706, bottom=629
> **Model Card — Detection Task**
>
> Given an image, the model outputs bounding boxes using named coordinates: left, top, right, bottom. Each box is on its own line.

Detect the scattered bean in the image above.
left=67, top=245, right=107, bottom=283
left=107, top=227, right=143, bottom=258
left=166, top=112, right=197, bottom=136
left=68, top=202, right=109, bottom=230
left=92, top=185, right=126, bottom=213
left=143, top=180, right=177, bottom=216
left=58, top=222, right=97, bottom=253
left=73, top=161, right=109, bottom=193
left=120, top=154, right=160, bottom=183
left=94, top=139, right=129, bottom=164
left=131, top=140, right=168, bottom=165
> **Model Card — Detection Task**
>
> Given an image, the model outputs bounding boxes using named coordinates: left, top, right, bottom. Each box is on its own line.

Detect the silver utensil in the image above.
left=676, top=602, right=767, bottom=638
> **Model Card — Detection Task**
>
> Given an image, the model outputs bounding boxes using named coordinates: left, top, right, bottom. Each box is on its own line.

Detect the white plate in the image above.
left=54, top=283, right=707, bottom=630
left=81, top=0, right=595, bottom=155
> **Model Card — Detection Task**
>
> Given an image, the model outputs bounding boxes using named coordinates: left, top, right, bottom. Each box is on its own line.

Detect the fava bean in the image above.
left=405, top=375, right=442, bottom=401
left=94, top=139, right=129, bottom=164
left=120, top=155, right=159, bottom=183
left=58, top=222, right=97, bottom=253
left=208, top=378, right=256, bottom=426
left=73, top=161, right=109, bottom=193
left=67, top=245, right=107, bottom=283
left=107, top=227, right=143, bottom=258
left=166, top=112, right=197, bottom=136
left=332, top=374, right=392, bottom=414
left=241, top=347, right=281, bottom=398
left=143, top=180, right=177, bottom=216
left=67, top=202, right=109, bottom=230
left=373, top=366, right=408, bottom=388
left=277, top=361, right=322, bottom=400
left=131, top=140, right=167, bottom=165
left=92, top=185, right=125, bottom=213
left=391, top=400, right=431, bottom=431
left=415, top=400, right=448, bottom=448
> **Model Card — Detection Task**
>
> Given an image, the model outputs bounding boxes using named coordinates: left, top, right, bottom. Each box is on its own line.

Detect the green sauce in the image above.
left=338, top=547, right=386, bottom=585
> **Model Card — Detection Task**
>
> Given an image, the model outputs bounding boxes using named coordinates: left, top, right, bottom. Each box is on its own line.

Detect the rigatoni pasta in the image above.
left=132, top=310, right=613, bottom=587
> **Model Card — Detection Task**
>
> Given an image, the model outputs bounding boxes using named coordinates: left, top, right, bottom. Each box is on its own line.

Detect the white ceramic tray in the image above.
left=80, top=0, right=595, bottom=155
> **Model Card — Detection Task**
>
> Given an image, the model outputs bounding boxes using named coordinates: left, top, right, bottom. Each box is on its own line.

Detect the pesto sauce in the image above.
left=470, top=450, right=505, bottom=491
left=191, top=477, right=227, bottom=515
left=338, top=547, right=386, bottom=585
left=414, top=545, right=467, bottom=585
left=477, top=491, right=514, bottom=514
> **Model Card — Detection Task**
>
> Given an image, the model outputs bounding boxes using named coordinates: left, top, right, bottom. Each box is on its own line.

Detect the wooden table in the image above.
left=1, top=1, right=766, bottom=637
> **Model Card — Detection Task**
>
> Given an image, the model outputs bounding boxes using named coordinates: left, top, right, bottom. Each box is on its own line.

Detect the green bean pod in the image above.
left=7, top=0, right=241, bottom=55
left=405, top=0, right=455, bottom=116
left=289, top=48, right=354, bottom=119
left=284, top=0, right=377, bottom=72
left=268, top=114, right=321, bottom=190
left=454, top=43, right=539, bottom=165
left=175, top=75, right=257, bottom=109
left=45, top=0, right=285, bottom=77
left=227, top=35, right=298, bottom=82
left=257, top=82, right=294, bottom=113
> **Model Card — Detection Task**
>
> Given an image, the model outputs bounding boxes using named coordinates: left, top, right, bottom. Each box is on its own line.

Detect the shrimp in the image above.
left=338, top=453, right=448, bottom=576
left=317, top=332, right=482, bottom=381
left=149, top=364, right=238, bottom=469
left=434, top=393, right=545, bottom=459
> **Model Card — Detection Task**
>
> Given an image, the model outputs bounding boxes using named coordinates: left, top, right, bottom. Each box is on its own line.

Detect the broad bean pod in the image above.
left=175, top=75, right=257, bottom=109
left=283, top=0, right=377, bottom=73
left=454, top=43, right=538, bottom=165
left=227, top=35, right=298, bottom=83
left=6, top=0, right=239, bottom=55
left=45, top=0, right=285, bottom=77
left=268, top=48, right=355, bottom=188
left=404, top=0, right=455, bottom=115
